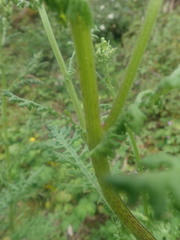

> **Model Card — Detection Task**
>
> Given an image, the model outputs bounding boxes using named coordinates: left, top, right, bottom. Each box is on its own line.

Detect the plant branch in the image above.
left=70, top=14, right=156, bottom=240
left=38, top=3, right=85, bottom=128
left=104, top=0, right=163, bottom=131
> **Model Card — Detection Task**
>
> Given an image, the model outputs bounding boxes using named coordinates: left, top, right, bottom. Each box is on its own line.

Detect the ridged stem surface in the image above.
left=70, top=17, right=157, bottom=240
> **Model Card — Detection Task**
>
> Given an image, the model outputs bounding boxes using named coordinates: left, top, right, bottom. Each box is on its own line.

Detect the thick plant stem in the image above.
left=70, top=18, right=156, bottom=240
left=104, top=0, right=163, bottom=131
left=92, top=156, right=156, bottom=240
left=70, top=20, right=102, bottom=148
left=38, top=3, right=85, bottom=129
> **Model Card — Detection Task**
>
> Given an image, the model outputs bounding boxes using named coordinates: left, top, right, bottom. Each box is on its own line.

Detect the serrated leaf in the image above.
left=107, top=152, right=180, bottom=218
left=157, top=65, right=180, bottom=90
left=125, top=104, right=146, bottom=134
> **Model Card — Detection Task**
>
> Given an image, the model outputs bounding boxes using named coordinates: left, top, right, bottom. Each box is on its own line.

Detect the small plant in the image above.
left=1, top=0, right=180, bottom=239
left=39, top=0, right=163, bottom=239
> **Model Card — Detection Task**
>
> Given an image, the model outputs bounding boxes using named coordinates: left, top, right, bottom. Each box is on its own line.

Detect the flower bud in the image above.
left=44, top=0, right=93, bottom=27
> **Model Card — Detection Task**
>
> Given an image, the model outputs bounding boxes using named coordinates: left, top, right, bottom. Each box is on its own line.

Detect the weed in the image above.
left=1, top=0, right=180, bottom=240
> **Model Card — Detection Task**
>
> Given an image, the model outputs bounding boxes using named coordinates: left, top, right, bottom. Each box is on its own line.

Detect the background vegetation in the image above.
left=0, top=0, right=180, bottom=239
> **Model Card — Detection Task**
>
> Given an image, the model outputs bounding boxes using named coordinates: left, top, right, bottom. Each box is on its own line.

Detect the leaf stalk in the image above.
left=38, top=3, right=85, bottom=128
left=104, top=0, right=163, bottom=131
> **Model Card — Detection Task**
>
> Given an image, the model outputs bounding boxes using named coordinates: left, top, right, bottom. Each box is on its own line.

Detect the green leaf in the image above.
left=32, top=166, right=54, bottom=187
left=44, top=0, right=69, bottom=13
left=157, top=65, right=180, bottom=90
left=135, top=90, right=154, bottom=107
left=125, top=103, right=147, bottom=135
left=107, top=152, right=180, bottom=218
left=3, top=91, right=59, bottom=116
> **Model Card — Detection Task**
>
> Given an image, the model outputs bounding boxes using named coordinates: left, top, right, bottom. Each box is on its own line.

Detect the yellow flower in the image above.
left=29, top=137, right=36, bottom=142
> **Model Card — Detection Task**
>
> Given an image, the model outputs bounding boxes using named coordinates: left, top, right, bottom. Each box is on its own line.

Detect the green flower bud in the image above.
left=44, top=0, right=93, bottom=27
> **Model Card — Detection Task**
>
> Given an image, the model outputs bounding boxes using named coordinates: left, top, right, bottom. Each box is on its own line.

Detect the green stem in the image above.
left=1, top=66, right=10, bottom=161
left=104, top=0, right=163, bottom=131
left=126, top=126, right=150, bottom=220
left=1, top=17, right=10, bottom=164
left=92, top=156, right=156, bottom=240
left=9, top=203, right=15, bottom=233
left=38, top=3, right=85, bottom=129
left=126, top=126, right=141, bottom=171
left=70, top=17, right=156, bottom=240
left=1, top=15, right=14, bottom=233
left=70, top=20, right=102, bottom=148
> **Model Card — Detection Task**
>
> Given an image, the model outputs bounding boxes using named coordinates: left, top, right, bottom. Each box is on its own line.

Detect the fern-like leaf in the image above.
left=107, top=152, right=180, bottom=218
left=46, top=125, right=101, bottom=194
left=3, top=91, right=59, bottom=116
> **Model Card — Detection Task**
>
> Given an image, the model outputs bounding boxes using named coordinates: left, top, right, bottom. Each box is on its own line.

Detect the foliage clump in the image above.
left=108, top=152, right=180, bottom=218
left=1, top=0, right=180, bottom=240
